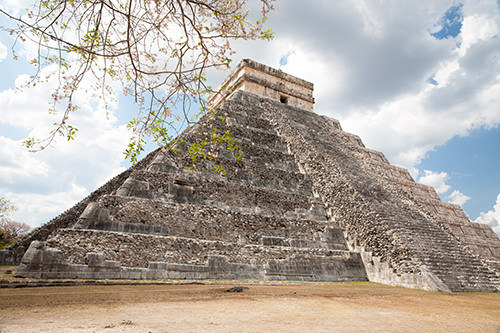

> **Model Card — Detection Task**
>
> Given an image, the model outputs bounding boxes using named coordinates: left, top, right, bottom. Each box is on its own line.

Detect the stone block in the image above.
left=168, top=183, right=197, bottom=203
left=289, top=239, right=321, bottom=249
left=86, top=252, right=106, bottom=267
left=116, top=178, right=152, bottom=198
left=469, top=245, right=493, bottom=257
left=19, top=241, right=65, bottom=266
left=309, top=203, right=327, bottom=218
left=322, top=228, right=347, bottom=244
left=148, top=262, right=168, bottom=270
left=0, top=250, right=17, bottom=266
left=208, top=255, right=230, bottom=271
left=262, top=236, right=284, bottom=246
left=75, top=219, right=169, bottom=236
left=85, top=253, right=121, bottom=269
left=167, top=263, right=209, bottom=273
left=79, top=203, right=111, bottom=221
left=489, top=247, right=500, bottom=257
left=264, top=255, right=367, bottom=281
left=148, top=155, right=178, bottom=173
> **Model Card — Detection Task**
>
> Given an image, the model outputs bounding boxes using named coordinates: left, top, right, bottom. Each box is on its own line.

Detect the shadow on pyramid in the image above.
left=3, top=59, right=500, bottom=292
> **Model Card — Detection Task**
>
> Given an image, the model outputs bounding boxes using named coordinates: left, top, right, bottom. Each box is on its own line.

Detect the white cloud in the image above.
left=0, top=64, right=132, bottom=227
left=460, top=14, right=499, bottom=53
left=0, top=0, right=32, bottom=11
left=418, top=170, right=451, bottom=194
left=432, top=60, right=460, bottom=86
left=1, top=68, right=63, bottom=132
left=447, top=190, right=471, bottom=206
left=281, top=47, right=347, bottom=103
left=1, top=183, right=88, bottom=228
left=475, top=194, right=500, bottom=236
left=0, top=136, right=51, bottom=185
left=417, top=171, right=471, bottom=208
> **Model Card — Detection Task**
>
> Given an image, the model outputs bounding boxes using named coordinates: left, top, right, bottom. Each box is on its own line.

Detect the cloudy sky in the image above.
left=0, top=1, right=499, bottom=236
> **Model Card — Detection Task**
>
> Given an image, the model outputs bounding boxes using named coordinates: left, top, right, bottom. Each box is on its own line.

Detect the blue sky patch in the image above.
left=418, top=125, right=500, bottom=219
left=279, top=51, right=295, bottom=68
left=427, top=75, right=438, bottom=85
left=431, top=3, right=464, bottom=40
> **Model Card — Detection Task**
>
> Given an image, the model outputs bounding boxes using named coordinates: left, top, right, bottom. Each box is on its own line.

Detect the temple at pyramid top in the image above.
left=208, top=59, right=315, bottom=112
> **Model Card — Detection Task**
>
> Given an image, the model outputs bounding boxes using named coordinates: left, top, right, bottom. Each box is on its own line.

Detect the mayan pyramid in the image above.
left=3, top=59, right=500, bottom=292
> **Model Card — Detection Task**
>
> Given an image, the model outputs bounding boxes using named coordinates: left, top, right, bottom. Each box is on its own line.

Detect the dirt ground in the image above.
left=1, top=276, right=500, bottom=333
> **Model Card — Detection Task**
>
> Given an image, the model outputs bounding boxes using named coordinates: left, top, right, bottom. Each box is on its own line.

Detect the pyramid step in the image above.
left=121, top=170, right=315, bottom=216
left=15, top=229, right=367, bottom=281
left=224, top=111, right=275, bottom=133
left=176, top=134, right=299, bottom=172
left=183, top=124, right=289, bottom=155
left=148, top=152, right=313, bottom=194
left=261, top=91, right=500, bottom=291
left=207, top=106, right=277, bottom=134
left=74, top=196, right=347, bottom=249
left=195, top=116, right=290, bottom=152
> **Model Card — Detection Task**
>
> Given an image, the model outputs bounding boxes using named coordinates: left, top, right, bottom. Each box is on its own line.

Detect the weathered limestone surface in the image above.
left=10, top=60, right=500, bottom=291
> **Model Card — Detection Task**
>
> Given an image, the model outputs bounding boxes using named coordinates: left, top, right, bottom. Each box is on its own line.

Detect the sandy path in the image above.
left=1, top=282, right=500, bottom=332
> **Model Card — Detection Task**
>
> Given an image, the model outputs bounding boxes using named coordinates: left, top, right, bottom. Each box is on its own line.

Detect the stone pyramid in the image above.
left=5, top=59, right=500, bottom=292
